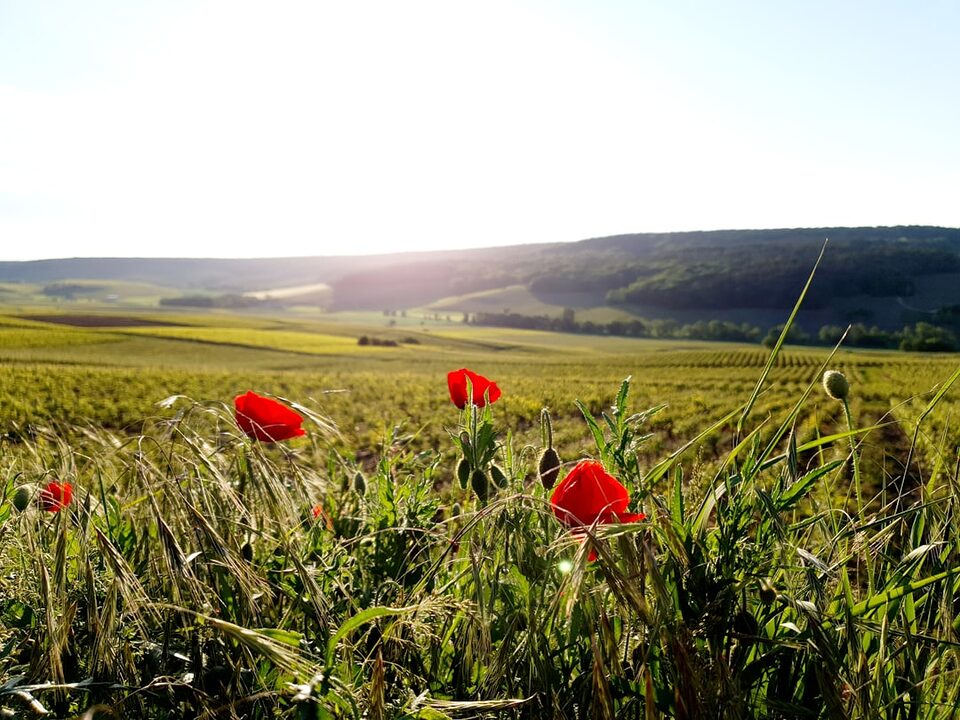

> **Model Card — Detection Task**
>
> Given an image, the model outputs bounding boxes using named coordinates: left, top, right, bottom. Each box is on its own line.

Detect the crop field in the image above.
left=0, top=308, right=954, bottom=468
left=2, top=305, right=960, bottom=718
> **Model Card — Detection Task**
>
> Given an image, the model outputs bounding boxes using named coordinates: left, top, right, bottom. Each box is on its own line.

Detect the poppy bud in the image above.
left=471, top=469, right=490, bottom=502
left=822, top=370, right=849, bottom=401
left=538, top=408, right=561, bottom=489
left=353, top=471, right=367, bottom=496
left=12, top=486, right=31, bottom=512
left=759, top=577, right=777, bottom=605
left=490, top=464, right=508, bottom=489
left=456, top=457, right=471, bottom=489
left=538, top=448, right=561, bottom=490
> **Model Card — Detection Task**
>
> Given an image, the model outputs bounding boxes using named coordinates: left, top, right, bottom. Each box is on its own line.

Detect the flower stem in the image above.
left=842, top=398, right=863, bottom=514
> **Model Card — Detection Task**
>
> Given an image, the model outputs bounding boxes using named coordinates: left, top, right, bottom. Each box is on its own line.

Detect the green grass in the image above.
left=0, top=327, right=119, bottom=349
left=2, top=306, right=960, bottom=718
left=113, top=326, right=387, bottom=356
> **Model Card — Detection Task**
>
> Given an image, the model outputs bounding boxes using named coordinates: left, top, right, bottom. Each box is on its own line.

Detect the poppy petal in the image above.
left=39, top=481, right=73, bottom=512
left=550, top=460, right=630, bottom=527
left=447, top=369, right=501, bottom=408
left=234, top=391, right=305, bottom=442
left=599, top=511, right=646, bottom=524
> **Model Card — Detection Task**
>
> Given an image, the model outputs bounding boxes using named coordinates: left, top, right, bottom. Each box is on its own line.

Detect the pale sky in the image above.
left=1, top=0, right=958, bottom=260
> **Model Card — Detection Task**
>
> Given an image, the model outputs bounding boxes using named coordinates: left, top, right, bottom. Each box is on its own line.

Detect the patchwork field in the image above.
left=1, top=307, right=957, bottom=505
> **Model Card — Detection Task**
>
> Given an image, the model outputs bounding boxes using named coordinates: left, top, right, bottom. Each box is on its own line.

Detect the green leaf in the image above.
left=777, top=460, right=843, bottom=512
left=326, top=605, right=412, bottom=667
left=671, top=465, right=685, bottom=526
left=796, top=425, right=886, bottom=453
left=692, top=480, right=728, bottom=536
left=413, top=709, right=453, bottom=720
left=575, top=399, right=607, bottom=455
left=254, top=628, right=302, bottom=647
left=716, top=423, right=765, bottom=475
left=830, top=568, right=958, bottom=617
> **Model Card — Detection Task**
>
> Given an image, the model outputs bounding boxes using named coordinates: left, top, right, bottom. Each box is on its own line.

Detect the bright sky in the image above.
left=1, top=0, right=958, bottom=260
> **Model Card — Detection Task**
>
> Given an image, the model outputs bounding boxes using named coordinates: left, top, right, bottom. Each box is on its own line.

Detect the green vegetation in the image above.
left=159, top=293, right=266, bottom=309
left=2, top=305, right=960, bottom=718
left=468, top=310, right=959, bottom=352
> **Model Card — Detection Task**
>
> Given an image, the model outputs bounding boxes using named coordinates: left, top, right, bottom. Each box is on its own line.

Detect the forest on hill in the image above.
left=329, top=226, right=960, bottom=313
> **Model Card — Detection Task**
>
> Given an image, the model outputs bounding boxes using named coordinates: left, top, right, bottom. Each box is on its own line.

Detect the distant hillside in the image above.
left=327, top=226, right=960, bottom=330
left=3, top=226, right=960, bottom=337
left=0, top=255, right=407, bottom=292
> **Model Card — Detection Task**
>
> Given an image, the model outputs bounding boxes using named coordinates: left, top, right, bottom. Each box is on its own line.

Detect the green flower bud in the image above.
left=538, top=448, right=561, bottom=490
left=12, top=486, right=31, bottom=512
left=490, top=464, right=508, bottom=489
left=456, top=457, right=471, bottom=489
left=353, top=471, right=367, bottom=496
left=822, top=370, right=850, bottom=401
left=471, top=469, right=490, bottom=502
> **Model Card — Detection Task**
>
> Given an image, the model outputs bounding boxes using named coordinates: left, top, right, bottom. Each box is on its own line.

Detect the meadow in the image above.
left=2, top=304, right=960, bottom=718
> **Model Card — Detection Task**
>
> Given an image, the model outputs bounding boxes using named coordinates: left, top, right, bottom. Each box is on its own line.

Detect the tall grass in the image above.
left=2, top=360, right=960, bottom=716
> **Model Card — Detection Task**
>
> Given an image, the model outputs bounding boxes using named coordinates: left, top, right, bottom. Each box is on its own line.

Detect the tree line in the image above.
left=470, top=311, right=958, bottom=352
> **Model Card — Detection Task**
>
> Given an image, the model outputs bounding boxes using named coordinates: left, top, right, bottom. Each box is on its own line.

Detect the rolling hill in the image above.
left=2, top=226, right=960, bottom=340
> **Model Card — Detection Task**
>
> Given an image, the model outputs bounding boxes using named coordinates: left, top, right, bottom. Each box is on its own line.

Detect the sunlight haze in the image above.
left=1, top=0, right=958, bottom=260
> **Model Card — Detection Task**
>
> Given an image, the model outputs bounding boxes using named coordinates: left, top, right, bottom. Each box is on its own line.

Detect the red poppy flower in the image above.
left=39, top=481, right=73, bottom=512
left=311, top=503, right=333, bottom=529
left=550, top=460, right=644, bottom=560
left=447, top=368, right=501, bottom=409
left=234, top=391, right=306, bottom=442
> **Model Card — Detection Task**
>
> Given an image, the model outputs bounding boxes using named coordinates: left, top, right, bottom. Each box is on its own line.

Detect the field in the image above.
left=2, top=305, right=960, bottom=718
left=0, top=308, right=953, bottom=474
